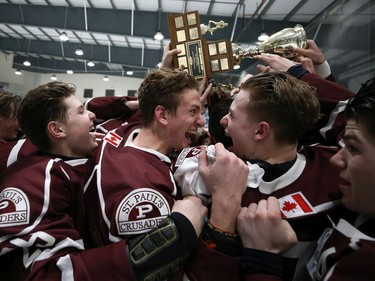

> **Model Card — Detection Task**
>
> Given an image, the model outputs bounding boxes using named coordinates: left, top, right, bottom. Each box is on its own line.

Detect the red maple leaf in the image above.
left=282, top=201, right=297, bottom=212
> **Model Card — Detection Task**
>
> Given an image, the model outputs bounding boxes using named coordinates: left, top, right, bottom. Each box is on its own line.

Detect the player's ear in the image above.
left=155, top=105, right=168, bottom=125
left=254, top=121, right=270, bottom=140
left=47, top=121, right=66, bottom=139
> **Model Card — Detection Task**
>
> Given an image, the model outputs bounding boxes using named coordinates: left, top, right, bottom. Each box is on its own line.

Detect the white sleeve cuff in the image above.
left=314, top=60, right=331, bottom=79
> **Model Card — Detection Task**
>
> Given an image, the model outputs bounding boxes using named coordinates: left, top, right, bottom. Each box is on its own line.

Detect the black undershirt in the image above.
left=248, top=157, right=297, bottom=182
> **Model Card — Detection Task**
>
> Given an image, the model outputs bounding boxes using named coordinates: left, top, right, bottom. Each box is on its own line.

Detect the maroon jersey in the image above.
left=0, top=138, right=38, bottom=173
left=85, top=122, right=180, bottom=246
left=85, top=95, right=141, bottom=134
left=306, top=216, right=375, bottom=281
left=299, top=73, right=354, bottom=146
left=85, top=96, right=137, bottom=120
left=0, top=155, right=135, bottom=280
left=241, top=145, right=356, bottom=281
left=174, top=145, right=356, bottom=281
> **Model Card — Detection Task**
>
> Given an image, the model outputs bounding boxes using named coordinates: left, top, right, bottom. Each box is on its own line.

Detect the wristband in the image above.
left=206, top=220, right=238, bottom=238
left=287, top=65, right=309, bottom=79
left=313, top=60, right=331, bottom=79
left=202, top=221, right=242, bottom=257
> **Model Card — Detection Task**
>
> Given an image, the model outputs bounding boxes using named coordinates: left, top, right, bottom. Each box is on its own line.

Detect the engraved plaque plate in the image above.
left=177, top=30, right=186, bottom=42
left=211, top=60, right=220, bottom=72
left=189, top=27, right=199, bottom=40
left=186, top=41, right=205, bottom=78
left=176, top=44, right=186, bottom=56
left=220, top=58, right=229, bottom=70
left=218, top=42, right=228, bottom=54
left=174, top=16, right=184, bottom=29
left=209, top=43, right=217, bottom=56
left=187, top=13, right=197, bottom=26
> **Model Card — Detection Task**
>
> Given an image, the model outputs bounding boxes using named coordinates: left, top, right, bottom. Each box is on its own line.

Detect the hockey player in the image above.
left=84, top=68, right=249, bottom=280
left=237, top=76, right=375, bottom=281
left=306, top=76, right=375, bottom=280
left=0, top=90, right=22, bottom=144
left=0, top=81, right=208, bottom=281
left=173, top=69, right=357, bottom=280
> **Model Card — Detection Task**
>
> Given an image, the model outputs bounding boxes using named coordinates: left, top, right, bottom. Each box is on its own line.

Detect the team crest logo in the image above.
left=0, top=187, right=30, bottom=227
left=115, top=188, right=170, bottom=235
left=104, top=131, right=123, bottom=147
left=279, top=192, right=314, bottom=218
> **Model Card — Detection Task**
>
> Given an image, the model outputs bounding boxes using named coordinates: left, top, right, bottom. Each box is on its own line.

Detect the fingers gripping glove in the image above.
left=126, top=212, right=199, bottom=281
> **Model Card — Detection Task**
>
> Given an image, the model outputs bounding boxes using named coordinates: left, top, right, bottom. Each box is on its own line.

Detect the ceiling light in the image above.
left=66, top=69, right=73, bottom=74
left=23, top=60, right=31, bottom=66
left=51, top=74, right=57, bottom=81
left=126, top=69, right=133, bottom=76
left=154, top=31, right=164, bottom=41
left=59, top=32, right=69, bottom=41
left=87, top=60, right=95, bottom=67
left=103, top=75, right=109, bottom=82
left=258, top=32, right=269, bottom=42
left=15, top=69, right=22, bottom=75
left=233, top=64, right=241, bottom=70
left=75, top=48, right=84, bottom=56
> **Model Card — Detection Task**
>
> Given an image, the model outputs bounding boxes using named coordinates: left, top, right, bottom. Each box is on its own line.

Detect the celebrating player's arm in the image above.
left=237, top=197, right=297, bottom=281
left=185, top=143, right=249, bottom=281
left=125, top=196, right=208, bottom=281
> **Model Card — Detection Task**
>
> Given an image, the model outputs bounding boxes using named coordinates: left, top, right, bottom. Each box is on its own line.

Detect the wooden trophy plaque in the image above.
left=167, top=11, right=235, bottom=80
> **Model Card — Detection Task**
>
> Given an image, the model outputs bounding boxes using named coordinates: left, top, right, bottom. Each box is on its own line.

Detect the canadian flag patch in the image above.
left=104, top=131, right=123, bottom=147
left=279, top=192, right=314, bottom=218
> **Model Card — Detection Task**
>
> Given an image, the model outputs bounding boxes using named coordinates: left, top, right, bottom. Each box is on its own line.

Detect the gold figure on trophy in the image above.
left=201, top=20, right=228, bottom=35
left=232, top=24, right=307, bottom=66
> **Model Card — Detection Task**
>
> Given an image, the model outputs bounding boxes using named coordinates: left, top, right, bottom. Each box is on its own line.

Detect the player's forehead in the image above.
left=64, top=95, right=84, bottom=112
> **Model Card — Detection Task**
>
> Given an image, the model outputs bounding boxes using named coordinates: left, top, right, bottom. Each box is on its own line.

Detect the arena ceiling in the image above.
left=0, top=0, right=373, bottom=86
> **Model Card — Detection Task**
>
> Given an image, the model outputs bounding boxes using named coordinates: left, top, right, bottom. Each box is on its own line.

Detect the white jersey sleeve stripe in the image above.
left=7, top=139, right=27, bottom=167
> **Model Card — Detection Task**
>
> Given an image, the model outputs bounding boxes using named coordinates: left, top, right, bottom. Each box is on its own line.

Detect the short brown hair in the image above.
left=18, top=81, right=76, bottom=151
left=137, top=69, right=199, bottom=126
left=0, top=90, right=22, bottom=119
left=241, top=72, right=320, bottom=144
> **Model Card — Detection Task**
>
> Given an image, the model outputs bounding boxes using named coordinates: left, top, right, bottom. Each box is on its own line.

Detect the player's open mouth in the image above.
left=185, top=131, right=193, bottom=140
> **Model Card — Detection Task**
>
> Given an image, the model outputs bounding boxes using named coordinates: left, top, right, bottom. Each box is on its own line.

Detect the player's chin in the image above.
left=178, top=140, right=191, bottom=151
left=175, top=138, right=191, bottom=151
left=88, top=137, right=100, bottom=150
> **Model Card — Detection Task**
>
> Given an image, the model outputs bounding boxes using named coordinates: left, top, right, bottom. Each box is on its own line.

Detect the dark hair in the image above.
left=209, top=98, right=233, bottom=148
left=18, top=81, right=76, bottom=151
left=345, top=77, right=375, bottom=139
left=241, top=72, right=320, bottom=144
left=0, top=90, right=22, bottom=119
left=137, top=69, right=199, bottom=126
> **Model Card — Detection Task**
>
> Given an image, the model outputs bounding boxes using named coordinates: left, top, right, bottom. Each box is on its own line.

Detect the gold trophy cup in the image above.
left=232, top=24, right=307, bottom=66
